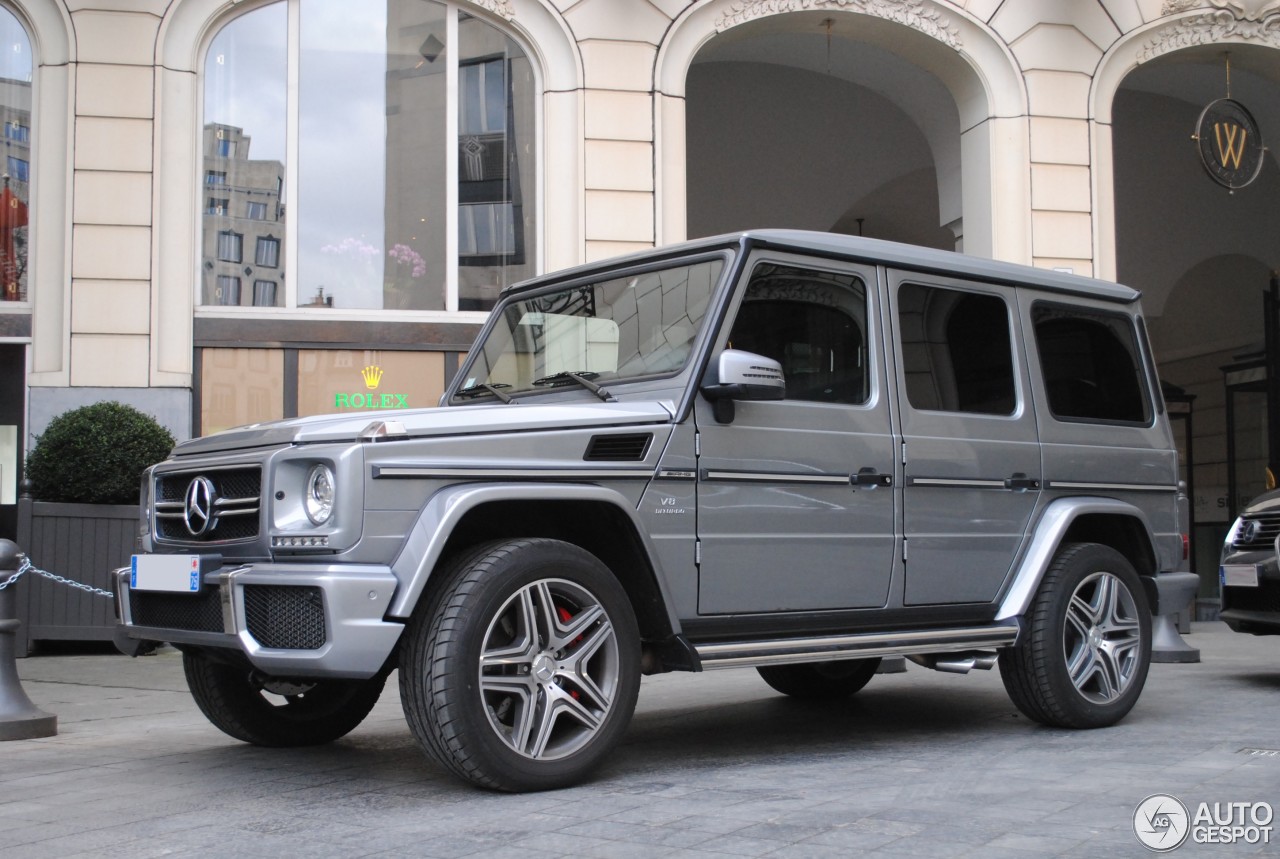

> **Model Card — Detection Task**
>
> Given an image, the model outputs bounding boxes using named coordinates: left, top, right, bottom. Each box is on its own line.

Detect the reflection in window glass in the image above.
left=217, top=231, right=243, bottom=263
left=457, top=16, right=535, bottom=309
left=201, top=1, right=536, bottom=313
left=0, top=7, right=31, bottom=303
left=730, top=264, right=869, bottom=405
left=201, top=348, right=284, bottom=435
left=252, top=280, right=277, bottom=307
left=215, top=276, right=242, bottom=305
left=203, top=3, right=286, bottom=307
left=459, top=259, right=723, bottom=400
left=255, top=236, right=280, bottom=268
left=898, top=283, right=1015, bottom=415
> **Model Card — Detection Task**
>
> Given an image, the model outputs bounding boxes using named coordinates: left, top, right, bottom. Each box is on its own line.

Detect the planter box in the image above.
left=14, top=496, right=139, bottom=656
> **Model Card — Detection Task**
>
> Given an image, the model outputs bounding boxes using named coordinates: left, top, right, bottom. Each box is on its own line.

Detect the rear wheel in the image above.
left=1000, top=542, right=1151, bottom=728
left=756, top=658, right=881, bottom=699
left=400, top=539, right=641, bottom=791
left=183, top=650, right=386, bottom=746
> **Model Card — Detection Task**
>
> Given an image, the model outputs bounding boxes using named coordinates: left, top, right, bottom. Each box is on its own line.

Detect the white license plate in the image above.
left=131, top=555, right=201, bottom=593
left=1222, top=564, right=1261, bottom=588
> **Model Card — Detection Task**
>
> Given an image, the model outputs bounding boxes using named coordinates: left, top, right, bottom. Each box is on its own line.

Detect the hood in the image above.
left=172, top=400, right=676, bottom=456
left=1239, top=487, right=1280, bottom=516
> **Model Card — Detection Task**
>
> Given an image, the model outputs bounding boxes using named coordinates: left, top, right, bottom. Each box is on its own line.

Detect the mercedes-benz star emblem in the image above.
left=1241, top=519, right=1262, bottom=544
left=183, top=476, right=218, bottom=537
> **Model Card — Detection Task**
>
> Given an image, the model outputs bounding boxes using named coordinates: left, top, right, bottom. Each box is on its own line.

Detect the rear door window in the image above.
left=897, top=282, right=1015, bottom=416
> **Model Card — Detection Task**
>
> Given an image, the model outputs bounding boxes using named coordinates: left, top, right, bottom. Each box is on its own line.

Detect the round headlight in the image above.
left=304, top=464, right=335, bottom=525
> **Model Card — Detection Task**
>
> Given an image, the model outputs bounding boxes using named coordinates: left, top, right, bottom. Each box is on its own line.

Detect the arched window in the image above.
left=0, top=6, right=31, bottom=304
left=202, top=0, right=536, bottom=312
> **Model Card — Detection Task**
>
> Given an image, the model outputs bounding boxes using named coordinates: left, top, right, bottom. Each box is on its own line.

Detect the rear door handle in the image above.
left=1004, top=473, right=1041, bottom=491
left=851, top=467, right=893, bottom=489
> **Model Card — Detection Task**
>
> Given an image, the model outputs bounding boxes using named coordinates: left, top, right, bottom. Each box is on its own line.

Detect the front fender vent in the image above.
left=584, top=433, right=653, bottom=462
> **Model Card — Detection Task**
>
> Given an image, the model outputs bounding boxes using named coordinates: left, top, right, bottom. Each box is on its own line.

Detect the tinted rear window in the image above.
left=1032, top=303, right=1151, bottom=425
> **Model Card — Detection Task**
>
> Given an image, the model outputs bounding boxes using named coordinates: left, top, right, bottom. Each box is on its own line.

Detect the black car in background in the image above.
left=1221, top=490, right=1280, bottom=635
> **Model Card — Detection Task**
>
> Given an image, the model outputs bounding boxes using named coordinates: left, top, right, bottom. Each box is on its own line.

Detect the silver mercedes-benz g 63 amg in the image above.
left=117, top=230, right=1194, bottom=791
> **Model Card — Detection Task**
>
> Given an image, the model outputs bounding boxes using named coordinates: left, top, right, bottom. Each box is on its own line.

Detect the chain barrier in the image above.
left=0, top=554, right=115, bottom=599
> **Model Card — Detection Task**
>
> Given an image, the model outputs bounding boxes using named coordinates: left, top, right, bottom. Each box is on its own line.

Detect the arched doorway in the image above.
left=657, top=3, right=1028, bottom=259
left=1109, top=43, right=1280, bottom=588
left=685, top=19, right=958, bottom=249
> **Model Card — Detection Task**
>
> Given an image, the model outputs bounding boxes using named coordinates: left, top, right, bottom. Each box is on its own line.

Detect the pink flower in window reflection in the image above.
left=388, top=243, right=426, bottom=278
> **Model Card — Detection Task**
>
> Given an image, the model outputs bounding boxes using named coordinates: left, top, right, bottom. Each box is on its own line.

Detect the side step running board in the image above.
left=692, top=625, right=1018, bottom=670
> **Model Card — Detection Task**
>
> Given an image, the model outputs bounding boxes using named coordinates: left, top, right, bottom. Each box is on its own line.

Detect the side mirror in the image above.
left=701, top=349, right=785, bottom=423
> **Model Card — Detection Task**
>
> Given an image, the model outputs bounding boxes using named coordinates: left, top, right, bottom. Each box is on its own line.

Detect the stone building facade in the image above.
left=0, top=0, right=1278, bottom=579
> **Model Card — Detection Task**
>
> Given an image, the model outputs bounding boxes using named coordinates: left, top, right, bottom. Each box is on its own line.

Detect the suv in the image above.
left=1220, top=490, right=1280, bottom=634
left=117, top=230, right=1194, bottom=791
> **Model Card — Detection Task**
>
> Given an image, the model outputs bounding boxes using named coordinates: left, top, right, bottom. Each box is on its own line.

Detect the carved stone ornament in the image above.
left=466, top=0, right=515, bottom=21
left=714, top=0, right=962, bottom=49
left=1162, top=0, right=1280, bottom=21
left=1139, top=7, right=1280, bottom=62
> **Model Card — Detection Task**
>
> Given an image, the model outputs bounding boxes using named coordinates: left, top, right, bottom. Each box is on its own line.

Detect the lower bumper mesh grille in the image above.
left=244, top=585, right=326, bottom=650
left=129, top=588, right=223, bottom=633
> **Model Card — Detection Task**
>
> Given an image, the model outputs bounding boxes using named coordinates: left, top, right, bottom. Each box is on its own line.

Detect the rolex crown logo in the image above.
left=361, top=365, right=384, bottom=389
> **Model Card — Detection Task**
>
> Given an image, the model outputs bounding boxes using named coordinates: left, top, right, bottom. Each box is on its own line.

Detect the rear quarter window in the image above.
left=1032, top=302, right=1152, bottom=425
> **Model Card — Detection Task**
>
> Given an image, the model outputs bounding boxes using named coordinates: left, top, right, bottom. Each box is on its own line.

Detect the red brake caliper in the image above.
left=556, top=606, right=582, bottom=700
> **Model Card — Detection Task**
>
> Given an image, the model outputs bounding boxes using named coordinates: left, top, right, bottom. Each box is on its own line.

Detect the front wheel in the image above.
left=399, top=539, right=641, bottom=791
left=183, top=650, right=386, bottom=746
left=1000, top=542, right=1151, bottom=729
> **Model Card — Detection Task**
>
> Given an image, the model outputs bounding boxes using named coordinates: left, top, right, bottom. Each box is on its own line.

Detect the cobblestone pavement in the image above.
left=4, top=622, right=1278, bottom=858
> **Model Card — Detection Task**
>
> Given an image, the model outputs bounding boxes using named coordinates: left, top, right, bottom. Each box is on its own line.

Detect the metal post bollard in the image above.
left=0, top=539, right=58, bottom=739
left=1151, top=570, right=1201, bottom=664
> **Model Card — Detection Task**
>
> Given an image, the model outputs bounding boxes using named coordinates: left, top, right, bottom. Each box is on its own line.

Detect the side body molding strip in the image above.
left=995, top=496, right=1158, bottom=621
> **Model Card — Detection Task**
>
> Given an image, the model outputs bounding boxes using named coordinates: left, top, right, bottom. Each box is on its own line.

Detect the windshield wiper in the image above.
left=454, top=382, right=513, bottom=404
left=530, top=371, right=615, bottom=403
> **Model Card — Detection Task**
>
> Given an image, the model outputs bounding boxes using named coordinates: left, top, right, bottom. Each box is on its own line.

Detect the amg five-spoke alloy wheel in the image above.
left=1062, top=570, right=1144, bottom=704
left=400, top=539, right=640, bottom=791
left=479, top=576, right=624, bottom=760
left=1000, top=542, right=1152, bottom=729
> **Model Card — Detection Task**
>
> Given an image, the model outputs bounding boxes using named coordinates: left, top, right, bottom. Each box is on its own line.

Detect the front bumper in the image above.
left=1219, top=549, right=1280, bottom=635
left=115, top=560, right=404, bottom=678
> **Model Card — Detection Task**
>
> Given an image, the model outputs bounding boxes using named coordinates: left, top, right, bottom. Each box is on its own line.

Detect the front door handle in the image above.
left=851, top=467, right=893, bottom=489
left=1004, top=472, right=1041, bottom=491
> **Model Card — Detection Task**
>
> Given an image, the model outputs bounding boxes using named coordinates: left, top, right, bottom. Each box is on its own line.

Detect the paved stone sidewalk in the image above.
left=4, top=622, right=1278, bottom=858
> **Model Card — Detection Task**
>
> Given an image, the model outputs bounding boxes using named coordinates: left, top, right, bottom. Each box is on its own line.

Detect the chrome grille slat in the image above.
left=1235, top=511, right=1280, bottom=550
left=154, top=467, right=262, bottom=543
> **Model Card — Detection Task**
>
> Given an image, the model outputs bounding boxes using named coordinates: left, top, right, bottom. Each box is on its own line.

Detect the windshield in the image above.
left=456, top=257, right=725, bottom=399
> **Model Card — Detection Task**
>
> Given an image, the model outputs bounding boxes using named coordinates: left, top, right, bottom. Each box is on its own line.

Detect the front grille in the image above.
left=129, top=588, right=223, bottom=633
left=244, top=585, right=326, bottom=650
left=155, top=467, right=262, bottom=543
left=584, top=433, right=653, bottom=462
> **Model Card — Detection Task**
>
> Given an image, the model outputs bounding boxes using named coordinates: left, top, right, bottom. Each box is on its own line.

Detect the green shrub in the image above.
left=25, top=402, right=175, bottom=504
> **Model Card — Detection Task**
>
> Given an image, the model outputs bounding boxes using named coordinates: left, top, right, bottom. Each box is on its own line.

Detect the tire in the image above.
left=399, top=539, right=641, bottom=792
left=183, top=650, right=386, bottom=746
left=999, top=542, right=1152, bottom=729
left=757, top=658, right=881, bottom=699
